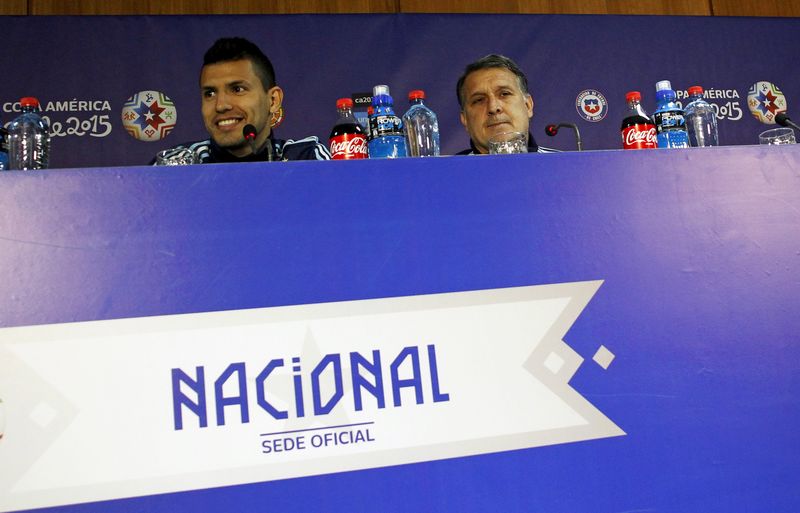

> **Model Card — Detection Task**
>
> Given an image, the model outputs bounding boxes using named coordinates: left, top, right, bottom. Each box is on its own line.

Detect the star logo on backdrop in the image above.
left=121, top=90, right=178, bottom=142
left=747, top=81, right=787, bottom=124
left=756, top=89, right=779, bottom=116
left=133, top=100, right=166, bottom=131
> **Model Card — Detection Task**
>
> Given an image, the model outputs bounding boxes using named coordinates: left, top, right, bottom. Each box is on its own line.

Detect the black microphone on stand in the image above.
left=242, top=123, right=273, bottom=161
left=243, top=123, right=258, bottom=154
left=544, top=123, right=583, bottom=151
left=775, top=112, right=800, bottom=132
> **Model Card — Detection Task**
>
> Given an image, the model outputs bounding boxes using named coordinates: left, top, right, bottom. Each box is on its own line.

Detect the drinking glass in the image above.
left=155, top=148, right=199, bottom=165
left=488, top=131, right=528, bottom=154
left=758, top=127, right=796, bottom=145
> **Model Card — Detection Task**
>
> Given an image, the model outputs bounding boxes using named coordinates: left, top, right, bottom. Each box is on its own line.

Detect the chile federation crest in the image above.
left=576, top=89, right=609, bottom=122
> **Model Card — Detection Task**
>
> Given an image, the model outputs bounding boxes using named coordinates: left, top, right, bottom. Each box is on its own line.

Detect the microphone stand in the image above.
left=545, top=123, right=583, bottom=151
left=776, top=112, right=800, bottom=132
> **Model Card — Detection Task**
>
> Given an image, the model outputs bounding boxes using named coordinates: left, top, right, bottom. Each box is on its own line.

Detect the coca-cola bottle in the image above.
left=621, top=91, right=657, bottom=150
left=329, top=98, right=368, bottom=159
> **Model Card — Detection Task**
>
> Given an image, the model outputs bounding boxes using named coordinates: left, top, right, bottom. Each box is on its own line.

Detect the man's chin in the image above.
left=212, top=136, right=247, bottom=151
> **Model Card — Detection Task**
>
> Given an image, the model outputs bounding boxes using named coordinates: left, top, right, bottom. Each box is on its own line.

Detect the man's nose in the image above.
left=486, top=95, right=502, bottom=114
left=215, top=92, right=231, bottom=112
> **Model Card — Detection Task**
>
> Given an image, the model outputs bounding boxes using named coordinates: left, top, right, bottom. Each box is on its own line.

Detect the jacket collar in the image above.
left=209, top=132, right=282, bottom=163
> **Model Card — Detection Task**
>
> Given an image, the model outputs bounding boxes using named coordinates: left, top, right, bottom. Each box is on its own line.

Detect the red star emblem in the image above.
left=763, top=89, right=780, bottom=115
left=147, top=100, right=166, bottom=129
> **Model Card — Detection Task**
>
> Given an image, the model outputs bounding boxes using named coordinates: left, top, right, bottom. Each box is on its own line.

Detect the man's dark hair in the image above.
left=456, top=54, right=529, bottom=109
left=203, top=37, right=276, bottom=91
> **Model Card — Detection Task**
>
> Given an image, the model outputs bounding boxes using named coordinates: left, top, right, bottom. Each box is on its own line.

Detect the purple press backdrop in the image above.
left=0, top=13, right=797, bottom=168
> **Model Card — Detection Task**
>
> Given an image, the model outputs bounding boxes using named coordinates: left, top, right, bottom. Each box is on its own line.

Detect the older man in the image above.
left=455, top=54, right=556, bottom=155
left=155, top=37, right=330, bottom=164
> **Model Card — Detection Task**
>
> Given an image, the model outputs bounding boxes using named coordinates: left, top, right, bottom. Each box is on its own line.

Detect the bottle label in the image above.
left=622, top=124, right=657, bottom=149
left=654, top=111, right=686, bottom=133
left=329, top=134, right=368, bottom=160
left=369, top=114, right=404, bottom=139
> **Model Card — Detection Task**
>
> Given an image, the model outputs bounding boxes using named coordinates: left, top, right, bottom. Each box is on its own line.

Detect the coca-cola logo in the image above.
left=330, top=136, right=368, bottom=158
left=623, top=126, right=657, bottom=146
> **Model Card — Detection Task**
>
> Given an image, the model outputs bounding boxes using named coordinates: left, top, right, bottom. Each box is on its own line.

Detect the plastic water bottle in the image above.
left=684, top=85, right=719, bottom=147
left=653, top=81, right=688, bottom=149
left=8, top=97, right=50, bottom=170
left=0, top=128, right=9, bottom=171
left=402, top=90, right=440, bottom=157
left=367, top=85, right=407, bottom=159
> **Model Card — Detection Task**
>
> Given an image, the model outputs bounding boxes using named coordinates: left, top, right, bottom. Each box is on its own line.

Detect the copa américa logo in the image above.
left=121, top=90, right=177, bottom=142
left=576, top=89, right=608, bottom=122
left=747, top=81, right=787, bottom=124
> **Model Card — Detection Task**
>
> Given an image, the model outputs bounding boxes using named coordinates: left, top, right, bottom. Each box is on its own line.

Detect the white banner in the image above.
left=0, top=281, right=623, bottom=511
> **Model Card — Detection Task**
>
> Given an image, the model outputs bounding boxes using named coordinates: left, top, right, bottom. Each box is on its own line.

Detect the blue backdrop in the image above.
left=0, top=14, right=798, bottom=167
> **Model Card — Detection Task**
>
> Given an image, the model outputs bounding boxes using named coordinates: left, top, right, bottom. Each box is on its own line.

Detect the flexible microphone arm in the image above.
left=544, top=123, right=583, bottom=151
left=775, top=112, right=800, bottom=132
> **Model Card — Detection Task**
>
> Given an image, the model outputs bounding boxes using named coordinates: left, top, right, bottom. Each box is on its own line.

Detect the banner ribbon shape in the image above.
left=0, top=281, right=623, bottom=511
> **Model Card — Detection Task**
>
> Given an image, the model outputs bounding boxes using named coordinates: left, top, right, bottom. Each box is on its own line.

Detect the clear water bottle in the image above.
left=9, top=97, right=50, bottom=170
left=684, top=85, right=719, bottom=147
left=653, top=80, right=688, bottom=149
left=403, top=90, right=440, bottom=157
left=367, top=85, right=407, bottom=159
left=0, top=128, right=9, bottom=171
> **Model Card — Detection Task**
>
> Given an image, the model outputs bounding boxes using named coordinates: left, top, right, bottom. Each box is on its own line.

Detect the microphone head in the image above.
left=545, top=124, right=559, bottom=137
left=243, top=124, right=257, bottom=141
left=775, top=112, right=790, bottom=127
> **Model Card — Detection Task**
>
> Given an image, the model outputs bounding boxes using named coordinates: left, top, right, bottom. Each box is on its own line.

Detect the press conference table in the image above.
left=1, top=145, right=799, bottom=513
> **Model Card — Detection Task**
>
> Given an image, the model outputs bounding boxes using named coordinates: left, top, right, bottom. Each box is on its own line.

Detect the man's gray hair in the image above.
left=456, top=54, right=530, bottom=109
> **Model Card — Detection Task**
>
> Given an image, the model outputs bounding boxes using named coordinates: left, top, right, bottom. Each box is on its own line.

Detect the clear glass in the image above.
left=156, top=148, right=199, bottom=165
left=759, top=127, right=796, bottom=145
left=488, top=131, right=527, bottom=154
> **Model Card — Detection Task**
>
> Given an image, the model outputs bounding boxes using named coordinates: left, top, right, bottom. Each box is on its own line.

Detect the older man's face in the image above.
left=459, top=67, right=534, bottom=154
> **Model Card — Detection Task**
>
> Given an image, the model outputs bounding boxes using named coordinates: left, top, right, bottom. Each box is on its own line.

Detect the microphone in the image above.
left=544, top=123, right=582, bottom=151
left=243, top=123, right=257, bottom=154
left=243, top=123, right=273, bottom=161
left=775, top=112, right=800, bottom=132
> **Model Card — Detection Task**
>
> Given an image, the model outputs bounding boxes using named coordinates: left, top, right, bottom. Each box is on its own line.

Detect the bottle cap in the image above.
left=655, top=89, right=675, bottom=102
left=373, top=85, right=390, bottom=97
left=19, top=97, right=40, bottom=108
left=625, top=91, right=642, bottom=103
left=408, top=90, right=426, bottom=101
left=688, top=85, right=704, bottom=96
left=655, top=80, right=672, bottom=92
left=336, top=98, right=353, bottom=110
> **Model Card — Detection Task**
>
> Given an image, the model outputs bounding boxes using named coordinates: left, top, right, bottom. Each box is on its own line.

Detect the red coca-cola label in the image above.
left=622, top=124, right=657, bottom=149
left=329, top=134, right=368, bottom=159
